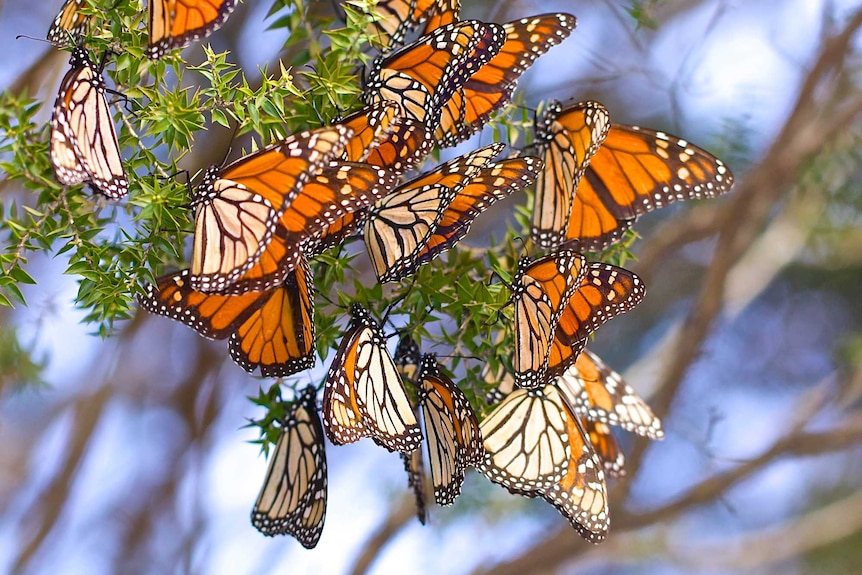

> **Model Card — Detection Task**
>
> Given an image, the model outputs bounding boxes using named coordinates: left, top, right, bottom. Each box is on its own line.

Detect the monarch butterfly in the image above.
left=557, top=349, right=663, bottom=439
left=138, top=258, right=315, bottom=377
left=188, top=125, right=350, bottom=293
left=394, top=335, right=428, bottom=524
left=251, top=385, right=327, bottom=548
left=368, top=0, right=460, bottom=51
left=435, top=13, right=577, bottom=147
left=50, top=47, right=128, bottom=199
left=148, top=0, right=237, bottom=59
left=533, top=100, right=735, bottom=250
left=418, top=354, right=482, bottom=505
left=531, top=100, right=611, bottom=249
left=364, top=20, right=506, bottom=126
left=338, top=101, right=399, bottom=163
left=364, top=144, right=505, bottom=283
left=508, top=250, right=587, bottom=389
left=545, top=262, right=646, bottom=380
left=410, top=155, right=542, bottom=271
left=219, top=161, right=398, bottom=294
left=47, top=0, right=94, bottom=45
left=477, top=383, right=608, bottom=542
left=321, top=304, right=423, bottom=454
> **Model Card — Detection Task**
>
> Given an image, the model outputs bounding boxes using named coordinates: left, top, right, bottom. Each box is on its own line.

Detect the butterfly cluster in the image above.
left=45, top=0, right=734, bottom=551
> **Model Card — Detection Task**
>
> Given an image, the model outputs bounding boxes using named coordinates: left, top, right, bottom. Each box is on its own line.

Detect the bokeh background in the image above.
left=2, top=1, right=862, bottom=574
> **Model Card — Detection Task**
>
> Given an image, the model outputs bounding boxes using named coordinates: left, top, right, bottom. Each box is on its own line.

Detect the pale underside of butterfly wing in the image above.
left=252, top=386, right=327, bottom=548
left=478, top=387, right=572, bottom=492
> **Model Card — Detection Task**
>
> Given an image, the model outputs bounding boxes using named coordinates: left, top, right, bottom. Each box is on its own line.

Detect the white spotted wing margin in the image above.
left=478, top=384, right=608, bottom=543
left=418, top=354, right=483, bottom=506
left=321, top=304, right=423, bottom=454
left=251, top=385, right=327, bottom=549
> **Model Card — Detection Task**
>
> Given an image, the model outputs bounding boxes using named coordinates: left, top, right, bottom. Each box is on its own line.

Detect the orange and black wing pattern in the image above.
left=363, top=116, right=434, bottom=175
left=418, top=354, right=482, bottom=505
left=188, top=126, right=350, bottom=293
left=532, top=100, right=610, bottom=249
left=229, top=257, right=315, bottom=377
left=510, top=250, right=586, bottom=389
left=148, top=0, right=237, bottom=58
left=582, top=419, right=625, bottom=477
left=413, top=155, right=542, bottom=269
left=368, top=0, right=460, bottom=51
left=321, top=304, right=423, bottom=453
left=557, top=349, right=664, bottom=439
left=225, top=161, right=397, bottom=293
left=436, top=14, right=576, bottom=147
left=339, top=101, right=400, bottom=163
left=50, top=48, right=128, bottom=199
left=138, top=262, right=315, bottom=377
left=555, top=262, right=645, bottom=357
left=565, top=123, right=735, bottom=250
left=48, top=0, right=94, bottom=45
left=540, top=393, right=609, bottom=543
left=364, top=20, right=506, bottom=125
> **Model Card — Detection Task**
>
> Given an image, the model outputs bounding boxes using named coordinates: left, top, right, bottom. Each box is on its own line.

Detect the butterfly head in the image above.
left=418, top=353, right=440, bottom=377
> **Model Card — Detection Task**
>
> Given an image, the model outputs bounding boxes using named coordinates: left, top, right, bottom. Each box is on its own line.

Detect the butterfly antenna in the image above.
left=15, top=34, right=53, bottom=44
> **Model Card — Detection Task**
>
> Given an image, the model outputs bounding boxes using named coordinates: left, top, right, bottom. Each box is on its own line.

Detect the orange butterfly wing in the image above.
left=339, top=101, right=399, bottom=163
left=224, top=161, right=397, bottom=293
left=565, top=123, right=735, bottom=251
left=188, top=126, right=351, bottom=293
left=413, top=156, right=542, bottom=269
left=229, top=257, right=315, bottom=377
left=138, top=263, right=314, bottom=378
left=557, top=349, right=664, bottom=439
left=48, top=0, right=94, bottom=45
left=436, top=14, right=576, bottom=147
left=511, top=251, right=587, bottom=389
left=532, top=100, right=611, bottom=248
left=148, top=0, right=237, bottom=58
left=365, top=21, right=506, bottom=124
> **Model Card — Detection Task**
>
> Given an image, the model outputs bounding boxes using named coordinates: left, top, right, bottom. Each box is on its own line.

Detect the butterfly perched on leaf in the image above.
left=532, top=99, right=735, bottom=250
left=321, top=304, right=423, bottom=454
left=187, top=125, right=351, bottom=293
left=251, top=385, right=328, bottom=548
left=50, top=47, right=128, bottom=199
left=364, top=20, right=506, bottom=126
left=148, top=0, right=237, bottom=59
left=478, top=383, right=608, bottom=542
left=435, top=13, right=577, bottom=147
left=138, top=257, right=316, bottom=377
